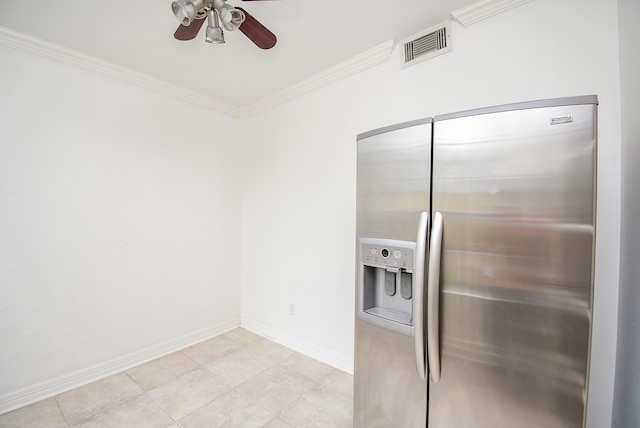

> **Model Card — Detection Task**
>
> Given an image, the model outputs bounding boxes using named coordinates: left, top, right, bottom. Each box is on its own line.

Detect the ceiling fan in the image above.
left=171, top=0, right=277, bottom=49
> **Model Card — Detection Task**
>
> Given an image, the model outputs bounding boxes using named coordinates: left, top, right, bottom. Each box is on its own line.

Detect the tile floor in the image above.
left=0, top=328, right=353, bottom=428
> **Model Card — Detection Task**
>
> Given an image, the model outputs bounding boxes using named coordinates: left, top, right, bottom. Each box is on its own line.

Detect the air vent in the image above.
left=401, top=21, right=451, bottom=68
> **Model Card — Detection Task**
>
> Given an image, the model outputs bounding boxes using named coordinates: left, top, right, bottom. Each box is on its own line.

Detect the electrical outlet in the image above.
left=288, top=303, right=296, bottom=316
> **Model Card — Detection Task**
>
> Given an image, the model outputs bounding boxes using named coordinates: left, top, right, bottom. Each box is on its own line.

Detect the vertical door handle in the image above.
left=413, top=211, right=429, bottom=380
left=427, top=211, right=443, bottom=383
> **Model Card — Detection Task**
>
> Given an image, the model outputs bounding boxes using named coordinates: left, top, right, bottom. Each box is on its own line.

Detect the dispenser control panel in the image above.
left=361, top=241, right=414, bottom=271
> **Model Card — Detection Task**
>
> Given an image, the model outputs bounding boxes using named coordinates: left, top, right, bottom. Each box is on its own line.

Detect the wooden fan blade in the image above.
left=174, top=17, right=206, bottom=41
left=237, top=7, right=277, bottom=49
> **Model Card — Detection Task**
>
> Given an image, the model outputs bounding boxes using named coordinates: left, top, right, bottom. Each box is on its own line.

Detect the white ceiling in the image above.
left=0, top=0, right=474, bottom=109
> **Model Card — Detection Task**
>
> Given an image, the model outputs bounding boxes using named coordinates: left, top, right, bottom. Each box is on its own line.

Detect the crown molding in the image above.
left=0, top=26, right=394, bottom=119
left=451, top=0, right=534, bottom=27
left=0, top=27, right=244, bottom=118
left=241, top=40, right=395, bottom=117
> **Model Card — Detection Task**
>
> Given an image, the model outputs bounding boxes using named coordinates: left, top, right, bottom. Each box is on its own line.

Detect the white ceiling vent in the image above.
left=400, top=21, right=451, bottom=68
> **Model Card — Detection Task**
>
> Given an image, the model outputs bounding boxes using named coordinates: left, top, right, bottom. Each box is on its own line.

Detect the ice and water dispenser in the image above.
left=358, top=237, right=416, bottom=336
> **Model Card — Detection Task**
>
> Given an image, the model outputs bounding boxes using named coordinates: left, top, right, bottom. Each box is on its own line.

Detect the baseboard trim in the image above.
left=241, top=318, right=354, bottom=375
left=0, top=318, right=240, bottom=415
left=0, top=317, right=355, bottom=415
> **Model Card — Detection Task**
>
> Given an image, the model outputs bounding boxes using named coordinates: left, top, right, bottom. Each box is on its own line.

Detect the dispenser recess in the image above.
left=358, top=237, right=416, bottom=336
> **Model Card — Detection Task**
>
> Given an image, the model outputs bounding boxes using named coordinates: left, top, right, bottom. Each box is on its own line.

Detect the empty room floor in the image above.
left=0, top=328, right=354, bottom=427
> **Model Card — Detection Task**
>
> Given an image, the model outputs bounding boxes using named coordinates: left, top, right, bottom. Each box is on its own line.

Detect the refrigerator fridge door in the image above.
left=429, top=96, right=597, bottom=427
left=354, top=118, right=432, bottom=428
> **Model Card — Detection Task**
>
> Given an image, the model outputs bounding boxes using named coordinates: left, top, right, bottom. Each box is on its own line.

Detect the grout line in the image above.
left=124, top=370, right=180, bottom=426
left=53, top=397, right=71, bottom=427
left=144, top=388, right=178, bottom=426
left=229, top=387, right=280, bottom=425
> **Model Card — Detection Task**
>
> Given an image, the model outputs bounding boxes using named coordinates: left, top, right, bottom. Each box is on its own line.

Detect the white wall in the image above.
left=612, top=0, right=640, bottom=426
left=241, top=0, right=621, bottom=426
left=0, top=46, right=243, bottom=407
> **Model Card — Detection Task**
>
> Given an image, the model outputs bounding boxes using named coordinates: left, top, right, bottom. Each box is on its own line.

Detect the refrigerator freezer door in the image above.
left=354, top=119, right=432, bottom=428
left=356, top=119, right=432, bottom=242
left=429, top=97, right=597, bottom=427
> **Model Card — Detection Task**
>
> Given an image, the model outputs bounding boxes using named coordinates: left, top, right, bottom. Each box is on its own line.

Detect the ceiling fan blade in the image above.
left=174, top=17, right=206, bottom=41
left=236, top=7, right=277, bottom=49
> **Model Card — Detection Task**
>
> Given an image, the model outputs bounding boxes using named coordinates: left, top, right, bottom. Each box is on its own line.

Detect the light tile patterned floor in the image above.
left=0, top=328, right=353, bottom=428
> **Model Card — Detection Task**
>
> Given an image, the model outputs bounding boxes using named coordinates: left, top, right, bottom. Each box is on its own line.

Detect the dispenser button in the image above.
left=393, top=249, right=402, bottom=259
left=401, top=272, right=412, bottom=300
left=384, top=270, right=396, bottom=296
left=381, top=248, right=389, bottom=258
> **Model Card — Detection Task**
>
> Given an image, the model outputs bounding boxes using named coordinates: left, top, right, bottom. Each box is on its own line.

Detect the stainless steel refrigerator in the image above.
left=354, top=95, right=598, bottom=428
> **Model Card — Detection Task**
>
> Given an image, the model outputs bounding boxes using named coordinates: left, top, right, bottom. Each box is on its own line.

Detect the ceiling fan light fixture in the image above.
left=171, top=0, right=205, bottom=26
left=205, top=8, right=225, bottom=44
left=216, top=3, right=245, bottom=31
